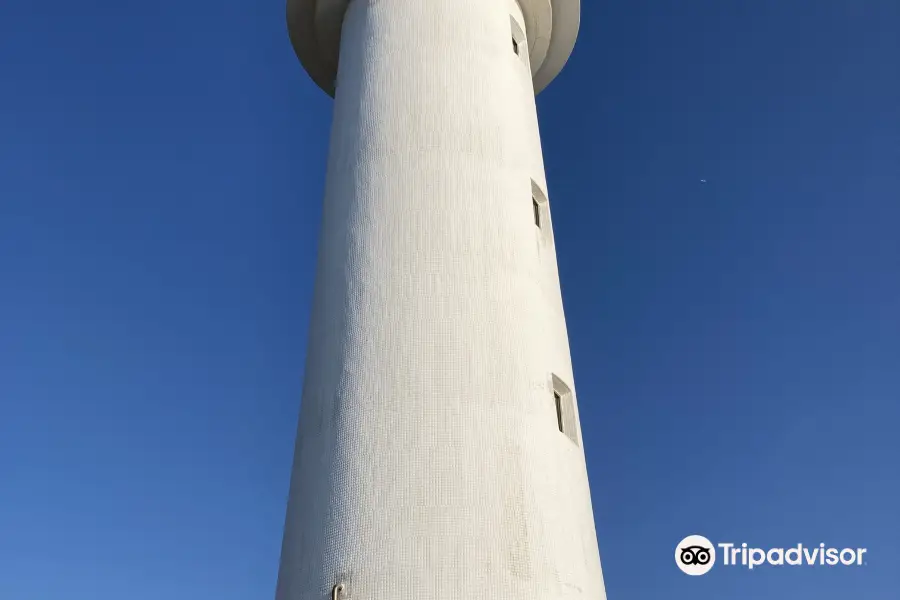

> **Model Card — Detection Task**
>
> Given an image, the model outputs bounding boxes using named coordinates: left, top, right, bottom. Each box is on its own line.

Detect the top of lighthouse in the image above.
left=287, top=0, right=580, bottom=97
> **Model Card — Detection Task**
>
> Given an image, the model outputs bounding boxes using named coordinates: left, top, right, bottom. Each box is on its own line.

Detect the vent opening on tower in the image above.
left=554, top=390, right=564, bottom=431
left=551, top=374, right=578, bottom=446
left=531, top=180, right=550, bottom=237
left=510, top=16, right=526, bottom=65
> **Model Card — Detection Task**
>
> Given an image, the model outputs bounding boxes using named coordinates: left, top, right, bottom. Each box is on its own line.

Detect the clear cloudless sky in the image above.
left=1, top=0, right=898, bottom=598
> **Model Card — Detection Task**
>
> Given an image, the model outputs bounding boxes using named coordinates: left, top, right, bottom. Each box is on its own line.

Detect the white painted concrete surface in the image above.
left=277, top=1, right=606, bottom=598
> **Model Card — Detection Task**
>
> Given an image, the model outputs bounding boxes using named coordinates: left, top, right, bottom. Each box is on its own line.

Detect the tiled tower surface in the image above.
left=276, top=1, right=607, bottom=599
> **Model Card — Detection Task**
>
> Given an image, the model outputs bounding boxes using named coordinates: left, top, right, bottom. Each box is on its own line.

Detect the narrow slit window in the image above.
left=554, top=391, right=564, bottom=433
left=531, top=180, right=550, bottom=238
left=551, top=374, right=579, bottom=446
left=510, top=16, right=526, bottom=63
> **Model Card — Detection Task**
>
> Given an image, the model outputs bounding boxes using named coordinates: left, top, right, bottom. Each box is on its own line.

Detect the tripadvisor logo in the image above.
left=675, top=535, right=867, bottom=575
left=676, top=535, right=716, bottom=575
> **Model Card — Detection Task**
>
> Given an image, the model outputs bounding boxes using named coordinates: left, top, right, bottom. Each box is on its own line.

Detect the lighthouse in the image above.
left=275, top=0, right=607, bottom=598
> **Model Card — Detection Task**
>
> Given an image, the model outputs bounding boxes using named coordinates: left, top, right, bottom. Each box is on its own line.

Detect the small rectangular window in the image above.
left=551, top=374, right=579, bottom=446
left=554, top=391, right=564, bottom=433
left=510, top=16, right=526, bottom=65
left=531, top=180, right=550, bottom=239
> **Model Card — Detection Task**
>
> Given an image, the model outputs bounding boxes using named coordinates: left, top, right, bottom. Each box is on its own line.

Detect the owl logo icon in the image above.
left=676, top=535, right=716, bottom=575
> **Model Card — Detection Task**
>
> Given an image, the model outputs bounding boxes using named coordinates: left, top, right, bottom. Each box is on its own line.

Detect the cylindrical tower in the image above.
left=277, top=1, right=606, bottom=599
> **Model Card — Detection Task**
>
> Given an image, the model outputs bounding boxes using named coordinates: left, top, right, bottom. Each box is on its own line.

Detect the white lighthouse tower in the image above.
left=276, top=0, right=607, bottom=598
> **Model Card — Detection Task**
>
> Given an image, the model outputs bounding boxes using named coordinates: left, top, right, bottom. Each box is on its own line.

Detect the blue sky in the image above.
left=1, top=0, right=898, bottom=598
